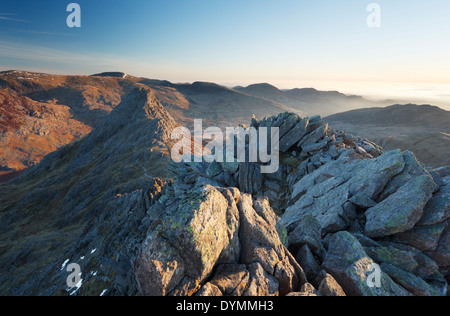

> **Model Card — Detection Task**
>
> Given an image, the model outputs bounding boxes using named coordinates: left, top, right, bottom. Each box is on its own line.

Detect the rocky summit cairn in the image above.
left=134, top=112, right=449, bottom=296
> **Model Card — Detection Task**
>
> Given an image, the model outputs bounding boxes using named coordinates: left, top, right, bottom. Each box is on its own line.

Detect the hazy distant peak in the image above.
left=286, top=87, right=319, bottom=93
left=91, top=72, right=127, bottom=78
left=176, top=81, right=232, bottom=94
left=246, top=82, right=280, bottom=90
left=236, top=83, right=282, bottom=94
left=386, top=103, right=443, bottom=111
left=286, top=87, right=342, bottom=97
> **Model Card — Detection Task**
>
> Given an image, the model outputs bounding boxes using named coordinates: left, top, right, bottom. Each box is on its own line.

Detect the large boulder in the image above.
left=237, top=193, right=307, bottom=294
left=133, top=185, right=232, bottom=296
left=133, top=184, right=306, bottom=296
left=425, top=224, right=450, bottom=269
left=322, top=231, right=412, bottom=296
left=364, top=175, right=436, bottom=238
left=379, top=151, right=434, bottom=200
left=318, top=273, right=347, bottom=296
left=392, top=221, right=448, bottom=252
left=417, top=192, right=450, bottom=226
left=380, top=263, right=441, bottom=296
left=283, top=150, right=406, bottom=234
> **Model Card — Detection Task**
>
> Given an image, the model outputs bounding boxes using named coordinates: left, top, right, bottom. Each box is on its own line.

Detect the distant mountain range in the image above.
left=234, top=83, right=388, bottom=117
left=0, top=70, right=446, bottom=178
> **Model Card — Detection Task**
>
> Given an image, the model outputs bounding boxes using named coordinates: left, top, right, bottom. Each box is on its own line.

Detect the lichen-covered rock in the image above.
left=377, top=242, right=440, bottom=278
left=349, top=192, right=377, bottom=209
left=237, top=193, right=307, bottom=292
left=244, top=262, right=279, bottom=296
left=364, top=175, right=436, bottom=238
left=425, top=223, right=450, bottom=269
left=196, top=283, right=223, bottom=296
left=134, top=183, right=306, bottom=296
left=393, top=221, right=448, bottom=251
left=283, top=150, right=406, bottom=235
left=380, top=263, right=442, bottom=296
left=417, top=192, right=450, bottom=226
left=286, top=283, right=321, bottom=297
left=364, top=246, right=419, bottom=273
left=298, top=123, right=328, bottom=149
left=379, top=151, right=433, bottom=200
left=322, top=231, right=412, bottom=296
left=133, top=185, right=231, bottom=296
left=208, top=264, right=248, bottom=295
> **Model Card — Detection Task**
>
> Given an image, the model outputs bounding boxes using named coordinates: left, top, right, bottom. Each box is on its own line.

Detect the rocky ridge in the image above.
left=136, top=112, right=450, bottom=296
left=0, top=87, right=179, bottom=295
left=0, top=70, right=391, bottom=179
left=0, top=87, right=448, bottom=296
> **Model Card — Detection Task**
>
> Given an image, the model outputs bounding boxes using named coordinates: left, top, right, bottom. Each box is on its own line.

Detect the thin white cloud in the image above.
left=13, top=30, right=78, bottom=37
left=0, top=13, right=31, bottom=23
left=0, top=40, right=174, bottom=77
left=0, top=41, right=119, bottom=65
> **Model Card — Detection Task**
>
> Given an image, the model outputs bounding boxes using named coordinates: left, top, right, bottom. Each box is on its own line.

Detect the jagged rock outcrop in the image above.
left=133, top=184, right=307, bottom=296
left=161, top=111, right=449, bottom=296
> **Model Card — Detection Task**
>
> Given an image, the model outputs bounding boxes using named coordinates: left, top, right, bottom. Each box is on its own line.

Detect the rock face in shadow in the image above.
left=322, top=231, right=412, bottom=296
left=0, top=87, right=178, bottom=296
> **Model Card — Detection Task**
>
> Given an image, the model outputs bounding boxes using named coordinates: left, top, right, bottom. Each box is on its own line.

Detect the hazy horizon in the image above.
left=3, top=67, right=450, bottom=112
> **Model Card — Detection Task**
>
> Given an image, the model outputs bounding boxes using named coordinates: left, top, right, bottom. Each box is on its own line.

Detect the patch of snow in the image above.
left=69, top=278, right=83, bottom=296
left=100, top=289, right=107, bottom=296
left=61, top=259, right=70, bottom=271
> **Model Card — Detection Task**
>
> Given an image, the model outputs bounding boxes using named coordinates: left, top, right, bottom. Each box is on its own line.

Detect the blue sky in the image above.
left=1, top=0, right=450, bottom=91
